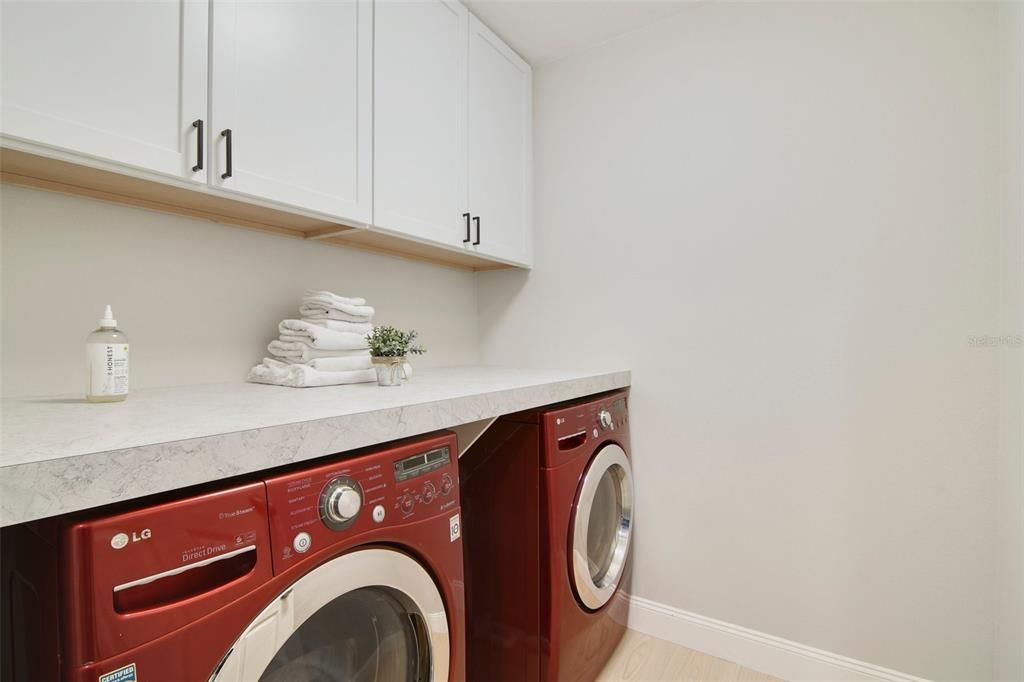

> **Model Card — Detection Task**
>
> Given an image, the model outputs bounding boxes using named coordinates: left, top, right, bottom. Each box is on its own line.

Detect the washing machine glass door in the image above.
left=571, top=443, right=634, bottom=611
left=211, top=548, right=449, bottom=682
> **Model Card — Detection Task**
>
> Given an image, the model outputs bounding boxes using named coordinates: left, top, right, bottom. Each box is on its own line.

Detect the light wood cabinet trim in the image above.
left=1, top=148, right=517, bottom=272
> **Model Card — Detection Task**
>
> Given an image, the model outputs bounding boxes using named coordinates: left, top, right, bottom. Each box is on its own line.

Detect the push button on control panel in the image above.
left=293, top=531, right=312, bottom=554
left=372, top=504, right=386, bottom=523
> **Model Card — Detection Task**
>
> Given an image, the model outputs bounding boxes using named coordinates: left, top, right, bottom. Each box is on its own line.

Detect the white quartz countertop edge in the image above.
left=0, top=366, right=630, bottom=526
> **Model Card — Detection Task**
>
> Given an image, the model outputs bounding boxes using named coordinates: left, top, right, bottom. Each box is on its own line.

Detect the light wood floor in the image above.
left=597, top=629, right=786, bottom=682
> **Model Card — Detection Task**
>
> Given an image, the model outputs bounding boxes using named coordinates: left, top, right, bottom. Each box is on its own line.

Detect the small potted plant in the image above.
left=366, top=326, right=426, bottom=386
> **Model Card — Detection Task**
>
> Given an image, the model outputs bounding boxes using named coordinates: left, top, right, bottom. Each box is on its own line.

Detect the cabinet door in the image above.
left=210, top=0, right=372, bottom=223
left=1, top=0, right=208, bottom=180
left=467, top=15, right=532, bottom=265
left=374, top=0, right=468, bottom=247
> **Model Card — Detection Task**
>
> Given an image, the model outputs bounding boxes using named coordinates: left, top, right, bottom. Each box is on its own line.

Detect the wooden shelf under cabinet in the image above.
left=0, top=148, right=514, bottom=272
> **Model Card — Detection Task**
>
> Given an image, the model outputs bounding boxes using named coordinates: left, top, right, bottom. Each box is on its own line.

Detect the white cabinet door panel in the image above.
left=1, top=0, right=208, bottom=180
left=374, top=0, right=468, bottom=246
left=466, top=14, right=531, bottom=265
left=211, top=0, right=372, bottom=223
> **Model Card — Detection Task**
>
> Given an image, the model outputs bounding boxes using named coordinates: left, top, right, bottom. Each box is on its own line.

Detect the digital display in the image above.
left=400, top=455, right=425, bottom=471
left=394, top=446, right=450, bottom=481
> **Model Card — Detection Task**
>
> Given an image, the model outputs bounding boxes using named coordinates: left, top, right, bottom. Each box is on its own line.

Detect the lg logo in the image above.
left=110, top=529, right=152, bottom=549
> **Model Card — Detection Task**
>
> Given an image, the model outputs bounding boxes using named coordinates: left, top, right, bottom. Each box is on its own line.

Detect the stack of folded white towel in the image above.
left=248, top=292, right=378, bottom=388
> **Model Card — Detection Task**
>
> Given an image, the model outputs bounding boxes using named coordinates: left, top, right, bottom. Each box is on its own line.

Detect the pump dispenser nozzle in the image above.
left=99, top=305, right=117, bottom=328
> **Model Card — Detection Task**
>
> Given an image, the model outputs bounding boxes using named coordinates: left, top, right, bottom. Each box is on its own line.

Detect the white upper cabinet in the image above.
left=466, top=14, right=532, bottom=265
left=0, top=0, right=531, bottom=268
left=375, top=4, right=532, bottom=265
left=210, top=0, right=372, bottom=223
left=0, top=0, right=208, bottom=181
left=374, top=0, right=468, bottom=247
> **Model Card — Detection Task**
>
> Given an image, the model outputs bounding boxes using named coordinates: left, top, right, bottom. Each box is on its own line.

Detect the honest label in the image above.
left=98, top=663, right=136, bottom=682
left=87, top=343, right=129, bottom=396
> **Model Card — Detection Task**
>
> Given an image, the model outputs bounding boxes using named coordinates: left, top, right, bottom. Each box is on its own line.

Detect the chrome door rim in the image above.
left=210, top=548, right=449, bottom=681
left=571, top=443, right=634, bottom=611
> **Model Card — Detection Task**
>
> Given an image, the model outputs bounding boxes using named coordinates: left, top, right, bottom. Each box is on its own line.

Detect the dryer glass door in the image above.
left=570, top=444, right=634, bottom=611
left=211, top=548, right=449, bottom=682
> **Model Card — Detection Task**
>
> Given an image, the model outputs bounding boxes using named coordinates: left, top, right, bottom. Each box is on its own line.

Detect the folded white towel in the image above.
left=300, top=304, right=373, bottom=323
left=306, top=355, right=373, bottom=372
left=304, top=318, right=374, bottom=335
left=277, top=319, right=369, bottom=350
left=268, top=341, right=369, bottom=363
left=304, top=291, right=367, bottom=307
left=300, top=291, right=374, bottom=320
left=248, top=358, right=376, bottom=388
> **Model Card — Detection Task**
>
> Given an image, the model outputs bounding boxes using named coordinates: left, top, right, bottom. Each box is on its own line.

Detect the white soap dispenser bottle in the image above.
left=86, top=305, right=129, bottom=403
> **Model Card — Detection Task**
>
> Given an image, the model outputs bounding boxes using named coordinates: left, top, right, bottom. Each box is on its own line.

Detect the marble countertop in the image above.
left=0, top=366, right=630, bottom=526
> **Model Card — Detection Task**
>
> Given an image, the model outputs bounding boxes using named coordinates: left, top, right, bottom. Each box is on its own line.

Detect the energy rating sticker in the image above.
left=450, top=513, right=461, bottom=542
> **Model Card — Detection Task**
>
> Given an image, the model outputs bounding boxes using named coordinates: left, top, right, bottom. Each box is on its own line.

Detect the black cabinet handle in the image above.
left=191, top=119, right=203, bottom=172
left=472, top=216, right=481, bottom=246
left=221, top=129, right=233, bottom=179
left=463, top=213, right=471, bottom=243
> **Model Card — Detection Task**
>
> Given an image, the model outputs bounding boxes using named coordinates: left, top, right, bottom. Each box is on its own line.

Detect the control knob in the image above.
left=598, top=409, right=613, bottom=430
left=327, top=486, right=361, bottom=522
left=320, top=477, right=363, bottom=530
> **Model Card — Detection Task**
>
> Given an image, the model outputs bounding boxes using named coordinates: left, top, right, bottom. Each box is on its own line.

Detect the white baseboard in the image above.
left=623, top=594, right=930, bottom=682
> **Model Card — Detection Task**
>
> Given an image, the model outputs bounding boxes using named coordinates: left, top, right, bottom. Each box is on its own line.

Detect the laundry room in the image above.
left=0, top=1, right=1021, bottom=681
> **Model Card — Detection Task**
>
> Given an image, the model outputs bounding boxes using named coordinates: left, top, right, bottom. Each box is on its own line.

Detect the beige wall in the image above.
left=0, top=184, right=479, bottom=397
left=479, top=3, right=1006, bottom=679
left=997, top=2, right=1024, bottom=680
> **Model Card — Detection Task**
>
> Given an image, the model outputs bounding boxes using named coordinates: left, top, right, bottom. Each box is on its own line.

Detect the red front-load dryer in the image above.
left=461, top=391, right=634, bottom=682
left=1, top=432, right=465, bottom=682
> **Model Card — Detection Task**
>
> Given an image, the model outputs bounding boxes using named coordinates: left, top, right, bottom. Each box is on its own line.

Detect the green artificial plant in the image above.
left=366, top=326, right=426, bottom=358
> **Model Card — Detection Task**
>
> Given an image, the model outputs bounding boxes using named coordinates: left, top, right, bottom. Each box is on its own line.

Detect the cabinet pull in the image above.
left=463, top=213, right=471, bottom=243
left=221, top=129, right=233, bottom=179
left=473, top=216, right=481, bottom=246
left=191, top=119, right=203, bottom=172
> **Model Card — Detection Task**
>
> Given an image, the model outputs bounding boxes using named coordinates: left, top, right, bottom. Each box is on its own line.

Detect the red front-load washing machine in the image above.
left=1, top=432, right=465, bottom=682
left=461, top=391, right=634, bottom=682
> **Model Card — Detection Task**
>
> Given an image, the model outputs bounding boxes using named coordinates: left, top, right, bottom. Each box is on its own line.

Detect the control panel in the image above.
left=550, top=394, right=628, bottom=439
left=263, top=432, right=459, bottom=574
left=392, top=445, right=457, bottom=522
left=542, top=391, right=629, bottom=465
